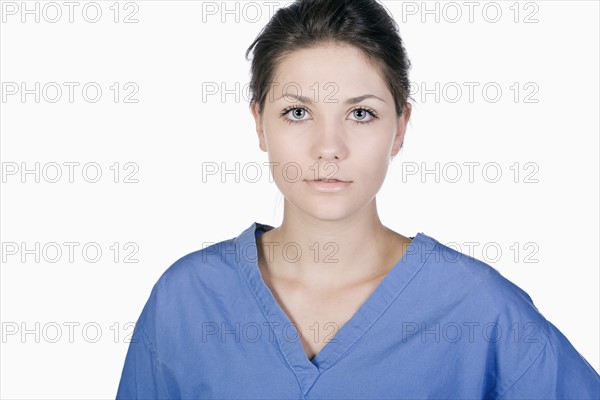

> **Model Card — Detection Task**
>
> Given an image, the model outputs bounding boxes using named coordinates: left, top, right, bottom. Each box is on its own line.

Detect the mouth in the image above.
left=307, top=179, right=352, bottom=183
left=313, top=179, right=350, bottom=183
left=305, top=179, right=353, bottom=192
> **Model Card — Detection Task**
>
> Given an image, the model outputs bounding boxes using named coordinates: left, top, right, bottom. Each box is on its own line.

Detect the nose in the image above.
left=311, top=118, right=348, bottom=162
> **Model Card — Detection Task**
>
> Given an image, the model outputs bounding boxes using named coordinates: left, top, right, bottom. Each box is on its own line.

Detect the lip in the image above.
left=305, top=179, right=352, bottom=192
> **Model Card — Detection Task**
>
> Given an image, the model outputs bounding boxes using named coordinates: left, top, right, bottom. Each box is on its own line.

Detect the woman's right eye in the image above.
left=280, top=105, right=310, bottom=125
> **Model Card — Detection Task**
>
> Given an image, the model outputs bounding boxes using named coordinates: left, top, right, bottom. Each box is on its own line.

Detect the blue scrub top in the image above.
left=116, top=222, right=600, bottom=399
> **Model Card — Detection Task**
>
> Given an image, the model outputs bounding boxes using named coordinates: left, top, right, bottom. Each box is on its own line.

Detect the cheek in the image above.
left=353, top=140, right=392, bottom=181
left=354, top=133, right=392, bottom=160
left=266, top=141, right=297, bottom=167
left=359, top=159, right=389, bottom=184
left=263, top=143, right=304, bottom=183
left=264, top=127, right=303, bottom=159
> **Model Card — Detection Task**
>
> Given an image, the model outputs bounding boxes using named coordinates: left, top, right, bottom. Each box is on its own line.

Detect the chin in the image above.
left=300, top=200, right=361, bottom=221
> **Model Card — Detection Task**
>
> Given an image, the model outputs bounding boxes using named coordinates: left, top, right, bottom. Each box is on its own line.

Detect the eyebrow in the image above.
left=276, top=93, right=385, bottom=105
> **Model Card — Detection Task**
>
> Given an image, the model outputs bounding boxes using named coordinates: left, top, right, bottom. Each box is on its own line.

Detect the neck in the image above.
left=258, top=198, right=405, bottom=289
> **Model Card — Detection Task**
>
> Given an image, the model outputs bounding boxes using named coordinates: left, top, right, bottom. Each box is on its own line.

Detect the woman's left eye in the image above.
left=350, top=108, right=378, bottom=124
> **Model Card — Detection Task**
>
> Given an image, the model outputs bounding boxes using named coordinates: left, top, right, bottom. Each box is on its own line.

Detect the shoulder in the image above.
left=154, top=236, right=245, bottom=296
left=413, top=233, right=550, bottom=354
left=418, top=233, right=545, bottom=320
left=133, top=234, right=251, bottom=330
left=418, top=234, right=562, bottom=396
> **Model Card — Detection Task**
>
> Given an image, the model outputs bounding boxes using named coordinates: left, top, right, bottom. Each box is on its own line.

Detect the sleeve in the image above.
left=498, top=319, right=600, bottom=399
left=115, top=322, right=160, bottom=399
left=115, top=281, right=180, bottom=399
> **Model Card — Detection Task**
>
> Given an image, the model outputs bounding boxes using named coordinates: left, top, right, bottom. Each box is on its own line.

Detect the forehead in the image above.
left=269, top=43, right=390, bottom=102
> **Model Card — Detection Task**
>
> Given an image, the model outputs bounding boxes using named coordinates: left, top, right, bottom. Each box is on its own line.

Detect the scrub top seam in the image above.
left=130, top=320, right=162, bottom=390
left=495, top=317, right=551, bottom=399
left=234, top=232, right=311, bottom=398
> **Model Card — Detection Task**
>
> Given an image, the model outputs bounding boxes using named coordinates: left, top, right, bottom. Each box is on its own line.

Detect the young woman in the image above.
left=116, top=0, right=600, bottom=398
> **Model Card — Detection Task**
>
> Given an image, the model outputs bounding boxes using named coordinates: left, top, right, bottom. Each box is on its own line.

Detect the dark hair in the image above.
left=245, top=0, right=412, bottom=118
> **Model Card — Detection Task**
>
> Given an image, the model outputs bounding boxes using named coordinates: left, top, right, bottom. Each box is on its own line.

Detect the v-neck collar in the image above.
left=236, top=221, right=435, bottom=395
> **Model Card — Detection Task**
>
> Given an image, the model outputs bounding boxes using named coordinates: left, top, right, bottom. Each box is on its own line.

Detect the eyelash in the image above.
left=280, top=104, right=379, bottom=126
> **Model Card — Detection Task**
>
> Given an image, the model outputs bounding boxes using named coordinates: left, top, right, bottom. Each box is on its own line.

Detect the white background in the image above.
left=1, top=0, right=598, bottom=398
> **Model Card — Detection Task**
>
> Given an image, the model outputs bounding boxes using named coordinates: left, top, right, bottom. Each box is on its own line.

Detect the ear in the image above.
left=391, top=103, right=412, bottom=156
left=251, top=101, right=268, bottom=152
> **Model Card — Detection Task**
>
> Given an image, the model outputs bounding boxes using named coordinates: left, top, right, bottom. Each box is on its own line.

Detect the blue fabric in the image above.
left=116, top=221, right=600, bottom=399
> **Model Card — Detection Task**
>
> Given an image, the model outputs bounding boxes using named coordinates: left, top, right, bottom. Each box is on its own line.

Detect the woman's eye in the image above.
left=349, top=108, right=378, bottom=125
left=290, top=108, right=307, bottom=120
left=352, top=109, right=371, bottom=121
left=281, top=106, right=310, bottom=125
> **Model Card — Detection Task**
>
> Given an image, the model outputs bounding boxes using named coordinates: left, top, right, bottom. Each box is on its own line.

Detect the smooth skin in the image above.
left=250, top=41, right=413, bottom=361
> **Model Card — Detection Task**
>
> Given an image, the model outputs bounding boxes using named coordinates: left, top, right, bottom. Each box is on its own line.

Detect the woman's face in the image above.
left=251, top=43, right=411, bottom=222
